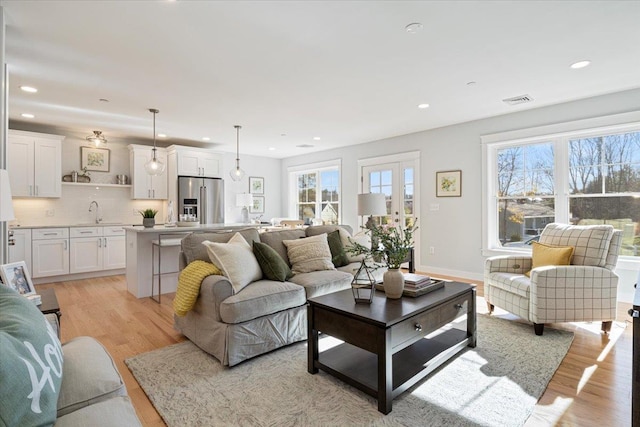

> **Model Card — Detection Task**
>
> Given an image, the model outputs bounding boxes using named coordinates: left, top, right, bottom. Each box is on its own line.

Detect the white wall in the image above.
left=221, top=151, right=282, bottom=224
left=281, top=88, right=640, bottom=302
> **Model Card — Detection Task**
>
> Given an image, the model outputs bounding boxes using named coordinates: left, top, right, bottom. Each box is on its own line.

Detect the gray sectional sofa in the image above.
left=0, top=286, right=141, bottom=427
left=174, top=225, right=378, bottom=367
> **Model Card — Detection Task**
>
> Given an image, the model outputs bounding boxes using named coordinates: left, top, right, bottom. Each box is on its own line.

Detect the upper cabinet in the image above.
left=7, top=130, right=64, bottom=198
left=128, top=145, right=168, bottom=200
left=167, top=146, right=222, bottom=178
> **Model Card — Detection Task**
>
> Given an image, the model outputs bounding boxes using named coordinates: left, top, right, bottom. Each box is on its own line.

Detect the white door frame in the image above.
left=357, top=151, right=420, bottom=268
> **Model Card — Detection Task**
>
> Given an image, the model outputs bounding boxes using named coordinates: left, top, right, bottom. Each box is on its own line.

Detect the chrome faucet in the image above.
left=89, top=201, right=102, bottom=224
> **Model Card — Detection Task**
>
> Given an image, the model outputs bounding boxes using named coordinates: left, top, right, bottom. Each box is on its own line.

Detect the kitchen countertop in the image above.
left=10, top=223, right=133, bottom=229
left=122, top=223, right=262, bottom=233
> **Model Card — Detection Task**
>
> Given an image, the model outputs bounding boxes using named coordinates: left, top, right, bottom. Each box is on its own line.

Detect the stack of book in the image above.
left=403, top=273, right=432, bottom=290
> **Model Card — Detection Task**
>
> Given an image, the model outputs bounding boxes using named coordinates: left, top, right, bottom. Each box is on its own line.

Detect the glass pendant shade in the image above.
left=146, top=108, right=165, bottom=176
left=230, top=164, right=245, bottom=181
left=145, top=148, right=165, bottom=175
left=229, top=125, right=245, bottom=181
left=86, top=130, right=107, bottom=147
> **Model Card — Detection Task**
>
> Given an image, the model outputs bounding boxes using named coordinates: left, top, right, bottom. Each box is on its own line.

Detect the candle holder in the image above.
left=351, top=260, right=376, bottom=304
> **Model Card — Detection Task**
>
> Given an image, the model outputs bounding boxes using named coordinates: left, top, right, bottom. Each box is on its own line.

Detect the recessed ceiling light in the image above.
left=570, top=60, right=591, bottom=69
left=21, top=113, right=35, bottom=118
left=202, top=137, right=210, bottom=141
left=418, top=103, right=430, bottom=109
left=157, top=133, right=167, bottom=138
left=20, top=86, right=37, bottom=93
left=313, top=137, right=321, bottom=141
left=405, top=23, right=423, bottom=34
left=268, top=147, right=276, bottom=151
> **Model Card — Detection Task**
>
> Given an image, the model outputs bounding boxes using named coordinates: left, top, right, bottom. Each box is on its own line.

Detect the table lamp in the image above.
left=236, top=193, right=254, bottom=224
left=357, top=193, right=386, bottom=230
left=0, top=169, right=15, bottom=264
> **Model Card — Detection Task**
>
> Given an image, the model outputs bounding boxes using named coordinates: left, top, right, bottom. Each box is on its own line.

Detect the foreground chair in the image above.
left=485, top=223, right=622, bottom=335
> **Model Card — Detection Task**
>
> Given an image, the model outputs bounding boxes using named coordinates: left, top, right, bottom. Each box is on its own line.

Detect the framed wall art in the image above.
left=249, top=176, right=264, bottom=194
left=436, top=170, right=462, bottom=197
left=0, top=261, right=36, bottom=296
left=81, top=146, right=110, bottom=172
left=250, top=196, right=265, bottom=213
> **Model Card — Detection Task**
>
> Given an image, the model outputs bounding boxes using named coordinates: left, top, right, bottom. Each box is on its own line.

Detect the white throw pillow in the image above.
left=340, top=230, right=372, bottom=263
left=282, top=233, right=335, bottom=274
left=202, top=233, right=262, bottom=294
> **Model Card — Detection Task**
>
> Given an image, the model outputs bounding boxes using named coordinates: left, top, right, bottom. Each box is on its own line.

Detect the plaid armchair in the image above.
left=485, top=223, right=622, bottom=335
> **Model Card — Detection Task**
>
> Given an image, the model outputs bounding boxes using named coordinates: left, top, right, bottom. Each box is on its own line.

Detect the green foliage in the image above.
left=510, top=234, right=521, bottom=242
left=138, top=209, right=158, bottom=218
left=346, top=221, right=418, bottom=270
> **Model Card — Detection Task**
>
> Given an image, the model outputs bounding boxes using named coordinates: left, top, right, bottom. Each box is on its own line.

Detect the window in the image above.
left=483, top=115, right=640, bottom=258
left=289, top=161, right=341, bottom=225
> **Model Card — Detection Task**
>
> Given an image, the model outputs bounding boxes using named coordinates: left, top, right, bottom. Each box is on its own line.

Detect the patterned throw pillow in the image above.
left=327, top=230, right=350, bottom=267
left=525, top=242, right=574, bottom=277
left=253, top=241, right=294, bottom=282
left=283, top=234, right=335, bottom=274
left=0, top=285, right=63, bottom=427
left=203, top=232, right=262, bottom=294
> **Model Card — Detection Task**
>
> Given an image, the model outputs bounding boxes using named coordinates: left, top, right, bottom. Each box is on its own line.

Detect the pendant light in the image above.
left=144, top=108, right=165, bottom=175
left=86, top=130, right=107, bottom=147
left=229, top=125, right=245, bottom=181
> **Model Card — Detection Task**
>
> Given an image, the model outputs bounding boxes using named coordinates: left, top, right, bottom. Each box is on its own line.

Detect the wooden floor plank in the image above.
left=36, top=274, right=632, bottom=427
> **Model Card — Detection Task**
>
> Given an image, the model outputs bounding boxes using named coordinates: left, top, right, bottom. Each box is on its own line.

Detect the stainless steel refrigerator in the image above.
left=178, top=176, right=224, bottom=224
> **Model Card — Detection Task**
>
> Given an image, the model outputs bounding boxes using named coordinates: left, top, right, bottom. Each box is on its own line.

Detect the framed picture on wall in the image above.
left=81, top=146, right=110, bottom=172
left=436, top=170, right=462, bottom=197
left=250, top=196, right=265, bottom=213
left=0, top=261, right=36, bottom=296
left=249, top=176, right=264, bottom=194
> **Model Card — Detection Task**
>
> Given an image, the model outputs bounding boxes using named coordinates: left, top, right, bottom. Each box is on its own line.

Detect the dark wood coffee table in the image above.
left=38, top=288, right=62, bottom=323
left=307, top=281, right=476, bottom=414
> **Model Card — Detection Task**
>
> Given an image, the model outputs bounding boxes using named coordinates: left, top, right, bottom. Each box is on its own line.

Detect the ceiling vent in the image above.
left=502, top=95, right=534, bottom=106
left=296, top=144, right=314, bottom=148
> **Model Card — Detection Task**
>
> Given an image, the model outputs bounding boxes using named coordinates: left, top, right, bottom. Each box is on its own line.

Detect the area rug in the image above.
left=125, top=315, right=574, bottom=427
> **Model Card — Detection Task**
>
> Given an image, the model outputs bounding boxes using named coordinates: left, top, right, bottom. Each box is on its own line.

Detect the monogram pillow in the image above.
left=0, top=285, right=63, bottom=426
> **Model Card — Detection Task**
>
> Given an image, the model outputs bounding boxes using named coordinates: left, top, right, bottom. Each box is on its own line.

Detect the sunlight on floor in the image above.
left=577, top=364, right=598, bottom=394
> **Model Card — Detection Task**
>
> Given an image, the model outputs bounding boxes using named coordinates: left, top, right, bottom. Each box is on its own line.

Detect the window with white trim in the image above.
left=484, top=119, right=640, bottom=258
left=288, top=161, right=341, bottom=225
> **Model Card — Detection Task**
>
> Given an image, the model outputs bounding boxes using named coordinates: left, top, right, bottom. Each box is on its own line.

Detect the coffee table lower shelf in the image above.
left=315, top=328, right=469, bottom=399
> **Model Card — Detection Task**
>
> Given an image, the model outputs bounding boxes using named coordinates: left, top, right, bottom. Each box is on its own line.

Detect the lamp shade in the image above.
left=357, top=193, right=386, bottom=216
left=0, top=169, right=15, bottom=221
left=236, top=193, right=254, bottom=208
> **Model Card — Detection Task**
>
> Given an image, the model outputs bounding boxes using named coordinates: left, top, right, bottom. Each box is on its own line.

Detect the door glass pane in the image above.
left=404, top=168, right=415, bottom=227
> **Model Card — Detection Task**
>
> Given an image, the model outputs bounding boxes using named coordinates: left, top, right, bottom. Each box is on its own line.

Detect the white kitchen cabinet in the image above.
left=102, top=226, right=126, bottom=270
left=7, top=130, right=64, bottom=198
left=168, top=146, right=222, bottom=178
left=8, top=228, right=32, bottom=272
left=31, top=228, right=69, bottom=278
left=129, top=145, right=168, bottom=199
left=69, top=226, right=126, bottom=273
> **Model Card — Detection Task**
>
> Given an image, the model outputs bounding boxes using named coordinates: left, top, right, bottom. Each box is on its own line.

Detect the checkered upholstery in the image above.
left=485, top=225, right=622, bottom=330
left=539, top=223, right=614, bottom=267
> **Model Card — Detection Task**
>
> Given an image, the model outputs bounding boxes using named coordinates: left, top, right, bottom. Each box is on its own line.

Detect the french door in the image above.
left=359, top=152, right=420, bottom=267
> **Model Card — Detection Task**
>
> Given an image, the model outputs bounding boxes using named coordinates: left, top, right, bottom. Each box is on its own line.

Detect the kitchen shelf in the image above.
left=62, top=182, right=131, bottom=188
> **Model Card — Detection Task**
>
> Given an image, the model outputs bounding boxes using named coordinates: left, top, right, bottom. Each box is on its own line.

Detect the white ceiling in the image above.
left=1, top=1, right=639, bottom=158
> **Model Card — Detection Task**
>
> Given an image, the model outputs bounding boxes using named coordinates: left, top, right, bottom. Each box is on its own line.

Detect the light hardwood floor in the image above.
left=37, top=274, right=633, bottom=427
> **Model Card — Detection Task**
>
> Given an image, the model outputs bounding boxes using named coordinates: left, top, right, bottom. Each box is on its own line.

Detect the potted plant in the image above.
left=139, top=209, right=158, bottom=228
left=347, top=220, right=418, bottom=299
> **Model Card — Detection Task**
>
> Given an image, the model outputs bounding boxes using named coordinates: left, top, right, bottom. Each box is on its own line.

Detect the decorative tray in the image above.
left=375, top=279, right=445, bottom=298
left=176, top=221, right=200, bottom=227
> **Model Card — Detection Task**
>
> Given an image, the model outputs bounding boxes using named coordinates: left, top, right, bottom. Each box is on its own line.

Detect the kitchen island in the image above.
left=124, top=223, right=263, bottom=298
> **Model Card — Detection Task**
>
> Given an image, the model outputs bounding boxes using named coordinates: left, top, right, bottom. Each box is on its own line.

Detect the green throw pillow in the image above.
left=0, top=285, right=63, bottom=427
left=327, top=230, right=350, bottom=267
left=253, top=241, right=294, bottom=282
